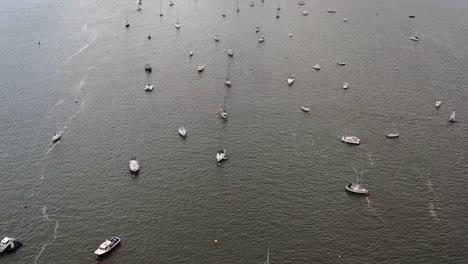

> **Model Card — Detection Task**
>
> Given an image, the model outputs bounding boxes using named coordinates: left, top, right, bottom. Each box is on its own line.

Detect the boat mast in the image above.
left=159, top=0, right=162, bottom=15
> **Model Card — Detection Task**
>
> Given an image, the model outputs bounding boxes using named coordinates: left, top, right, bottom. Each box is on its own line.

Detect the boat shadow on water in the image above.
left=130, top=171, right=139, bottom=178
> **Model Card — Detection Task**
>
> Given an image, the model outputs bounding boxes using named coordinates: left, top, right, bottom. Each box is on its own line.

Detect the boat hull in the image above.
left=95, top=238, right=121, bottom=256
left=345, top=184, right=368, bottom=194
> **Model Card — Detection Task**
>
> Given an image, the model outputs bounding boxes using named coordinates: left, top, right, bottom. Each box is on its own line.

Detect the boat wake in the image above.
left=42, top=206, right=50, bottom=221
left=428, top=202, right=439, bottom=221
left=65, top=30, right=98, bottom=63
left=34, top=220, right=59, bottom=264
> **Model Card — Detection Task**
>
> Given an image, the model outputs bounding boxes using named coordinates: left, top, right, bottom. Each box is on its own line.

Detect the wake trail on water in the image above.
left=34, top=221, right=59, bottom=264
left=65, top=30, right=98, bottom=64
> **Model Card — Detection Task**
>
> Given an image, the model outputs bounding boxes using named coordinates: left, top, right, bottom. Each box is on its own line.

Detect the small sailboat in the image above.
left=236, top=0, right=240, bottom=12
left=287, top=76, right=295, bottom=86
left=214, top=35, right=220, bottom=41
left=175, top=23, right=180, bottom=29
left=138, top=0, right=142, bottom=5
left=178, top=127, right=187, bottom=137
left=341, top=136, right=361, bottom=145
left=95, top=237, right=121, bottom=256
left=145, top=84, right=154, bottom=91
left=410, top=36, right=420, bottom=41
left=386, top=132, right=399, bottom=138
left=198, top=65, right=205, bottom=72
left=256, top=27, right=260, bottom=33
left=345, top=182, right=369, bottom=195
left=303, top=10, right=309, bottom=15
left=129, top=157, right=139, bottom=172
left=125, top=11, right=130, bottom=28
left=225, top=78, right=232, bottom=87
left=312, top=64, right=320, bottom=70
left=327, top=9, right=336, bottom=13
left=449, top=110, right=457, bottom=122
left=435, top=100, right=441, bottom=108
left=227, top=49, right=234, bottom=56
left=258, top=37, right=265, bottom=43
left=52, top=133, right=61, bottom=143
left=337, top=62, right=346, bottom=65
left=216, top=149, right=228, bottom=163
left=301, top=106, right=310, bottom=112
left=189, top=51, right=194, bottom=56
left=343, top=83, right=349, bottom=89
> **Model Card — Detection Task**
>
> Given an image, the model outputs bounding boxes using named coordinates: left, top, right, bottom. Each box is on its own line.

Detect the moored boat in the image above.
left=301, top=106, right=310, bottom=112
left=95, top=237, right=121, bottom=256
left=227, top=49, right=234, bottom=56
left=345, top=182, right=369, bottom=195
left=178, top=127, right=187, bottom=137
left=220, top=108, right=228, bottom=120
left=410, top=36, right=420, bottom=41
left=386, top=132, right=399, bottom=138
left=214, top=35, right=220, bottom=41
left=52, top=133, right=61, bottom=143
left=327, top=9, right=336, bottom=13
left=189, top=51, right=193, bottom=56
left=144, top=84, right=154, bottom=91
left=341, top=136, right=360, bottom=145
left=303, top=10, right=309, bottom=15
left=337, top=62, right=346, bottom=65
left=343, top=83, right=349, bottom=89
left=225, top=79, right=232, bottom=87
left=258, top=37, right=265, bottom=43
left=145, top=64, right=152, bottom=72
left=298, top=1, right=305, bottom=5
left=435, top=100, right=441, bottom=108
left=129, top=158, right=139, bottom=172
left=0, top=237, right=22, bottom=253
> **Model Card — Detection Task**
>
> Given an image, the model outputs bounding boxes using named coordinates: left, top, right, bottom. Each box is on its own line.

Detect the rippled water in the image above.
left=1, top=0, right=467, bottom=263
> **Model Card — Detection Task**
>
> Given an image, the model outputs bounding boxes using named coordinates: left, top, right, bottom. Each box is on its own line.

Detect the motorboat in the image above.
left=301, top=106, right=310, bottom=112
left=214, top=35, right=220, bottom=41
left=343, top=83, right=349, bottom=89
left=169, top=1, right=174, bottom=6
left=303, top=11, right=309, bottom=15
left=410, top=36, right=420, bottom=41
left=178, top=127, right=187, bottom=137
left=220, top=108, right=228, bottom=120
left=345, top=182, right=369, bottom=195
left=216, top=149, right=228, bottom=163
left=289, top=34, right=293, bottom=37
left=189, top=51, right=194, bottom=56
left=256, top=27, right=260, bottom=32
left=225, top=79, right=232, bottom=87
left=0, top=237, right=22, bottom=253
left=95, top=237, right=121, bottom=256
left=343, top=18, right=349, bottom=22
left=198, top=65, right=205, bottom=72
left=250, top=2, right=254, bottom=6
left=52, top=133, right=61, bottom=143
left=327, top=9, right=336, bottom=13
left=129, top=158, right=139, bottom=172
left=137, top=7, right=142, bottom=11
left=175, top=23, right=180, bottom=29
left=227, top=49, right=234, bottom=56
left=341, top=136, right=361, bottom=145
left=258, top=37, right=265, bottom=43
left=449, top=110, right=457, bottom=122
left=147, top=34, right=151, bottom=39
left=386, top=132, right=399, bottom=138
left=145, top=84, right=154, bottom=91
left=298, top=1, right=305, bottom=5
left=287, top=76, right=295, bottom=86
left=435, top=100, right=441, bottom=108
left=145, top=64, right=152, bottom=72
left=337, top=62, right=346, bottom=65
left=312, top=64, right=320, bottom=70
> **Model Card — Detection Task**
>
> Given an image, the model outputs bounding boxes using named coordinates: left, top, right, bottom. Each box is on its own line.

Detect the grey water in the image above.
left=1, top=0, right=467, bottom=263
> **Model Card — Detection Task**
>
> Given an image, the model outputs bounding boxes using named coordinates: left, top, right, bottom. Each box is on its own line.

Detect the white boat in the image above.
left=410, top=36, right=420, bottom=41
left=341, top=136, right=360, bottom=145
left=343, top=83, right=349, bottom=89
left=289, top=34, right=293, bottom=38
left=298, top=1, right=305, bottom=5
left=52, top=133, right=61, bottom=143
left=189, top=51, right=193, bottom=56
left=129, top=158, right=139, bottom=172
left=337, top=62, right=346, bottom=65
left=220, top=108, right=228, bottom=120
left=227, top=49, right=234, bottom=56
left=435, top=100, right=441, bottom=108
left=258, top=37, right=265, bottom=43
left=198, top=65, right=205, bottom=72
left=250, top=2, right=254, bottom=6
left=312, top=64, right=320, bottom=70
left=386, top=132, right=399, bottom=138
left=178, top=127, right=187, bottom=137
left=95, top=237, right=121, bottom=256
left=216, top=149, right=228, bottom=163
left=303, top=10, right=309, bottom=15
left=345, top=182, right=369, bottom=195
left=225, top=79, right=232, bottom=87
left=145, top=84, right=154, bottom=91
left=343, top=18, right=349, bottom=22
left=327, top=9, right=336, bottom=13
left=287, top=76, right=295, bottom=86
left=301, top=106, right=310, bottom=112
left=256, top=27, right=260, bottom=33
left=175, top=23, right=180, bottom=29
left=214, top=35, right=220, bottom=42
left=159, top=0, right=163, bottom=16
left=0, top=237, right=22, bottom=253
left=449, top=110, right=457, bottom=122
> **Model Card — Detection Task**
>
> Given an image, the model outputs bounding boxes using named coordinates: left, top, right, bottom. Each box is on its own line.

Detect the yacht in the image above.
left=449, top=110, right=457, bottom=122
left=95, top=237, right=121, bottom=256
left=145, top=64, right=152, bottom=72
left=312, top=64, right=320, bottom=70
left=298, top=1, right=305, bottom=5
left=225, top=79, right=232, bottom=87
left=216, top=149, right=228, bottom=163
left=52, top=133, right=61, bottom=143
left=258, top=37, right=265, bottom=43
left=178, top=127, right=187, bottom=137
left=175, top=23, right=180, bottom=29
left=410, top=36, right=420, bottom=41
left=301, top=106, right=310, bottom=112
left=198, top=65, right=205, bottom=72
left=145, top=84, right=154, bottom=91
left=256, top=27, right=260, bottom=33
left=341, top=136, right=361, bottom=145
left=343, top=83, right=349, bottom=89
left=345, top=182, right=369, bottom=195
left=227, top=49, right=234, bottom=56
left=327, top=9, right=336, bottom=13
left=189, top=51, right=194, bottom=57
left=220, top=108, right=228, bottom=120
left=0, top=237, right=22, bottom=253
left=129, top=158, right=139, bottom=172
left=287, top=76, right=295, bottom=86
left=214, top=35, right=220, bottom=42
left=337, top=62, right=346, bottom=66
left=303, top=11, right=309, bottom=15
left=386, top=132, right=399, bottom=138
left=435, top=100, right=441, bottom=108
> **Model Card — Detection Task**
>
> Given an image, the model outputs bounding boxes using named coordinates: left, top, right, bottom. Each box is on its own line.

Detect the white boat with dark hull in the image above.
left=256, top=27, right=260, bottom=33
left=345, top=182, right=369, bottom=195
left=189, top=51, right=194, bottom=57
left=337, top=62, right=346, bottom=66
left=410, top=36, right=420, bottom=41
left=435, top=100, right=441, bottom=108
left=227, top=49, right=234, bottom=56
left=175, top=23, right=180, bottom=29
left=137, top=7, right=142, bottom=11
left=220, top=108, right=228, bottom=120
left=341, top=136, right=361, bottom=145
left=216, top=149, right=228, bottom=163
left=343, top=18, right=349, bottom=22
left=327, top=9, right=336, bottom=13
left=129, top=158, right=139, bottom=172
left=0, top=237, right=22, bottom=253
left=169, top=1, right=174, bottom=6
left=145, top=84, right=154, bottom=91
left=198, top=65, right=205, bottom=72
left=303, top=11, right=309, bottom=15
left=301, top=106, right=310, bottom=112
left=52, top=133, right=61, bottom=143
left=288, top=76, right=295, bottom=86
left=343, top=83, right=349, bottom=89
left=449, top=110, right=457, bottom=122
left=145, top=64, right=152, bottom=72
left=312, top=64, right=320, bottom=70
left=298, top=1, right=305, bottom=5
left=95, top=237, right=121, bottom=256
left=225, top=79, right=232, bottom=87
left=258, top=37, right=265, bottom=43
left=178, top=127, right=187, bottom=137
left=386, top=132, right=399, bottom=138
left=214, top=35, right=220, bottom=42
